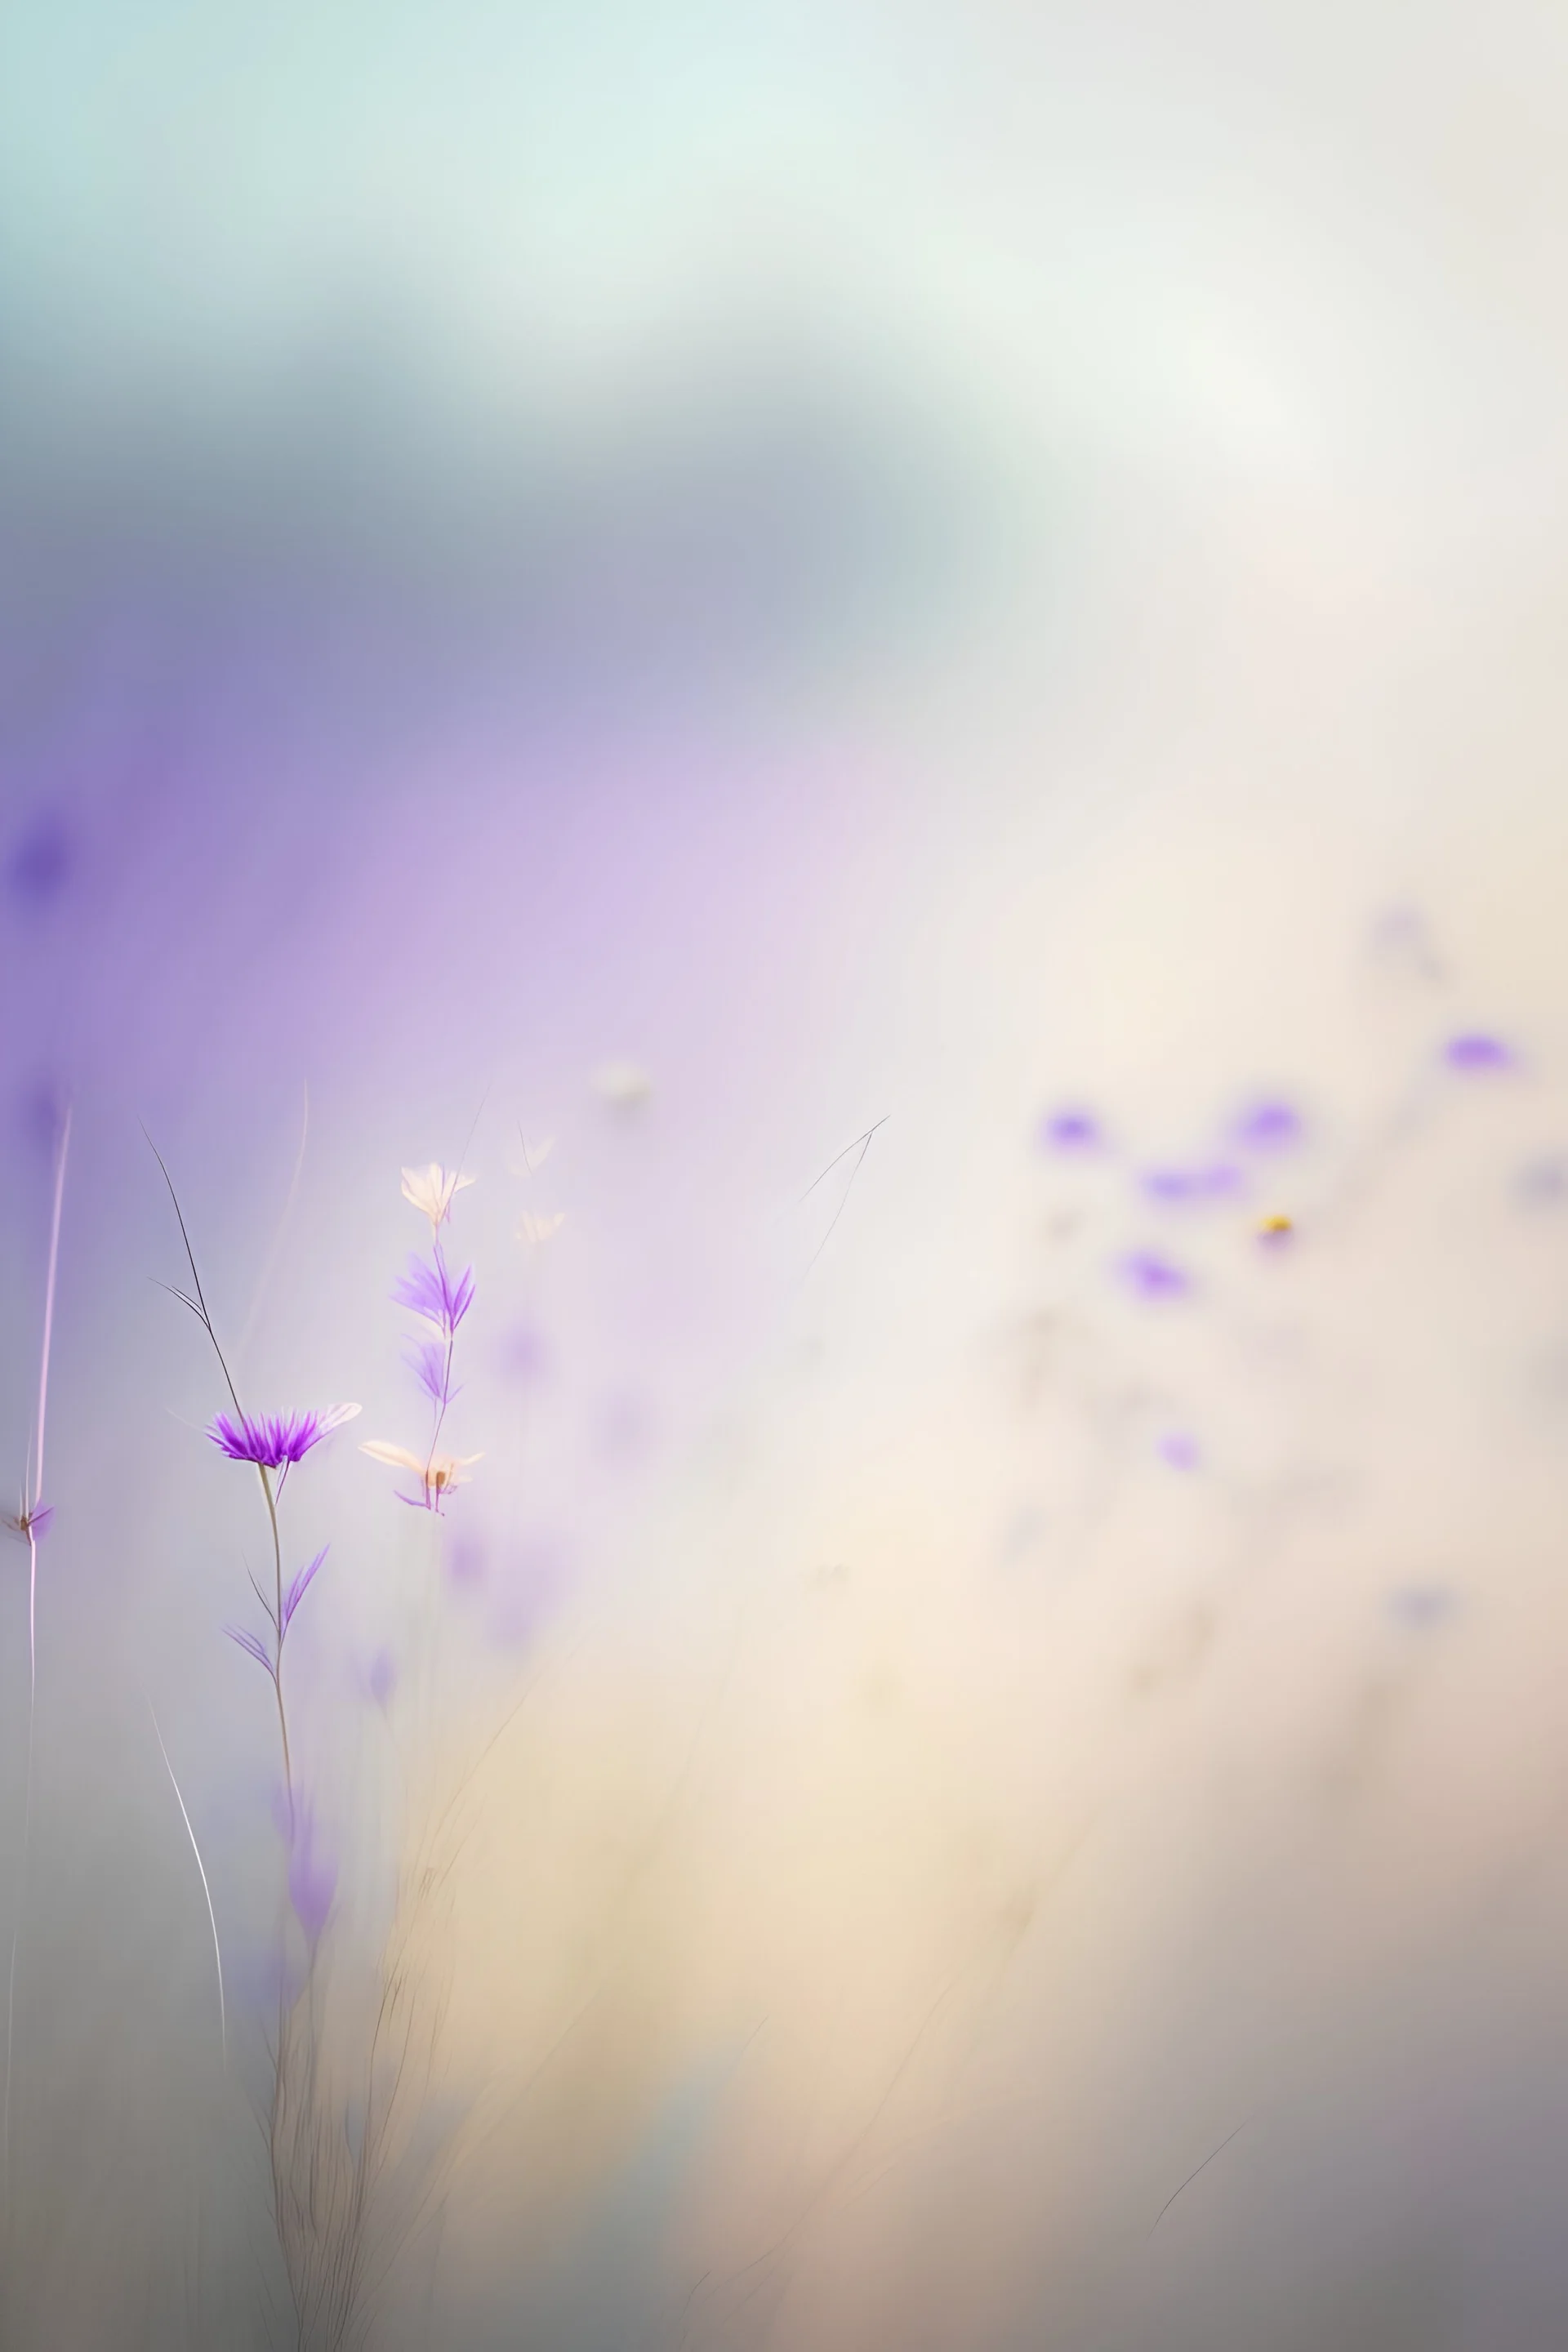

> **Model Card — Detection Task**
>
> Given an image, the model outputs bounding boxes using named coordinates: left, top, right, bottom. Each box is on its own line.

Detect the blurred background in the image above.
left=4, top=0, right=1568, bottom=2344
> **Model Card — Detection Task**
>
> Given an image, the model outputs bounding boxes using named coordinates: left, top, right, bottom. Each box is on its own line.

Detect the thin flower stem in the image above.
left=420, top=1244, right=458, bottom=1505
left=144, top=1133, right=245, bottom=1423
left=148, top=1699, right=227, bottom=2067
left=2, top=1922, right=17, bottom=2186
left=33, top=1107, right=71, bottom=1516
left=3, top=1108, right=70, bottom=2200
left=256, top=1468, right=295, bottom=1825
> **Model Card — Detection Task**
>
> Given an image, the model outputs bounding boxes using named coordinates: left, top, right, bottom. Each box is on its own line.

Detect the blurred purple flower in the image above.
left=392, top=1250, right=474, bottom=1337
left=446, top=1532, right=486, bottom=1589
left=1118, top=1250, right=1192, bottom=1301
left=497, top=1323, right=551, bottom=1385
left=1038, top=1107, right=1104, bottom=1153
left=1445, top=1033, right=1515, bottom=1073
left=208, top=1403, right=360, bottom=1470
left=1143, top=1162, right=1245, bottom=1205
left=7, top=812, right=74, bottom=910
left=1232, top=1099, right=1303, bottom=1152
left=1157, top=1431, right=1200, bottom=1470
left=287, top=1815, right=337, bottom=1944
left=368, top=1646, right=397, bottom=1707
left=18, top=1077, right=69, bottom=1158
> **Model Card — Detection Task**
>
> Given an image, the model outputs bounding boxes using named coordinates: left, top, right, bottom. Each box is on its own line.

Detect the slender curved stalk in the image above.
left=3, top=1107, right=72, bottom=2190
left=148, top=1700, right=227, bottom=2067
left=256, top=1467, right=295, bottom=1826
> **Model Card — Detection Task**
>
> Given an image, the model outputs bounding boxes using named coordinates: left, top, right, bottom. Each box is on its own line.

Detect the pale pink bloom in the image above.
left=360, top=1438, right=482, bottom=1512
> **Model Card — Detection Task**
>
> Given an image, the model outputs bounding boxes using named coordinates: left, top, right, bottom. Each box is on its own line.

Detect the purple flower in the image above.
left=1232, top=1098, right=1303, bottom=1152
left=1038, top=1107, right=1104, bottom=1153
left=1118, top=1250, right=1192, bottom=1301
left=207, top=1403, right=360, bottom=1470
left=392, top=1250, right=474, bottom=1337
left=1142, top=1162, right=1245, bottom=1205
left=287, top=1815, right=337, bottom=1945
left=1445, top=1032, right=1515, bottom=1072
left=1157, top=1430, right=1200, bottom=1470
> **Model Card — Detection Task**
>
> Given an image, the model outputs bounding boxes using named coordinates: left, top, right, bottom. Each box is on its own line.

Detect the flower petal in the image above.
left=360, top=1440, right=425, bottom=1472
left=280, top=1545, right=328, bottom=1636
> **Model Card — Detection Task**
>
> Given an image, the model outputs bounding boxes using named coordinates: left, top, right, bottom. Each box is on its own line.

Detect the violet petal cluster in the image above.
left=207, top=1404, right=358, bottom=1471
left=391, top=1251, right=474, bottom=1337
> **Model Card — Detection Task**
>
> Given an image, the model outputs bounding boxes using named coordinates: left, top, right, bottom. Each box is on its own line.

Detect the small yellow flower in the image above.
left=400, top=1163, right=475, bottom=1234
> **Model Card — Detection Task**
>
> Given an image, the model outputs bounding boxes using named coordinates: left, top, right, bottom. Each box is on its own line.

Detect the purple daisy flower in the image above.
left=392, top=1250, right=475, bottom=1337
left=207, top=1402, right=360, bottom=1470
left=1118, top=1249, right=1192, bottom=1301
left=1445, top=1032, right=1515, bottom=1073
left=1038, top=1106, right=1104, bottom=1153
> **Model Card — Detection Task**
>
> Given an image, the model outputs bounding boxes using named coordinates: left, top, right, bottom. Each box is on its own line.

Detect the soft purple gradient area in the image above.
left=1157, top=1429, right=1201, bottom=1471
left=285, top=1812, right=337, bottom=1945
left=1038, top=1106, right=1106, bottom=1153
left=1141, top=1160, right=1246, bottom=1205
left=7, top=7, right=1568, bottom=2344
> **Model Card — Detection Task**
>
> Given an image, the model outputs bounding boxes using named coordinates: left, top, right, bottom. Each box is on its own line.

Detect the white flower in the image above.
left=360, top=1439, right=483, bottom=1508
left=400, top=1163, right=475, bottom=1234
